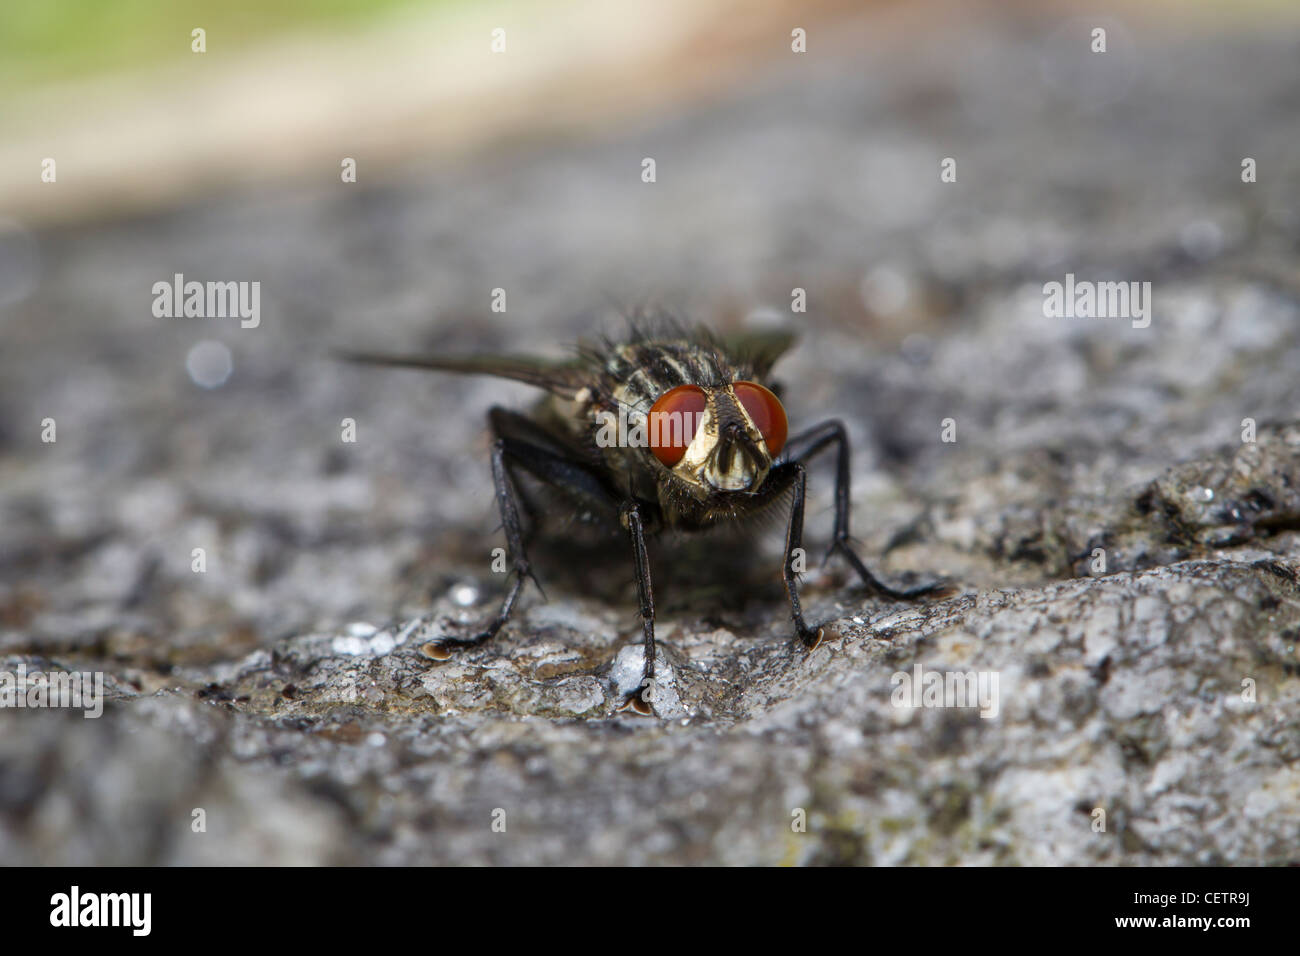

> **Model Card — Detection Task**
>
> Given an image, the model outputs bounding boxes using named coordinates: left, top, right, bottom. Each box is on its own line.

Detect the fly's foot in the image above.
left=420, top=562, right=542, bottom=661
left=419, top=619, right=505, bottom=661
left=617, top=692, right=655, bottom=716
left=419, top=641, right=455, bottom=661
left=616, top=669, right=658, bottom=716
left=797, top=625, right=825, bottom=651
left=419, top=634, right=487, bottom=661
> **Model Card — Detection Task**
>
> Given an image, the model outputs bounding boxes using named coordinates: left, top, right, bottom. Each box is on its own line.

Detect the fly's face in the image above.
left=649, top=381, right=788, bottom=499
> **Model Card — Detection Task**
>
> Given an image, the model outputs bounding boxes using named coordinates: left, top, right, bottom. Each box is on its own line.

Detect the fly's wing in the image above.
left=334, top=349, right=589, bottom=399
left=716, top=328, right=797, bottom=380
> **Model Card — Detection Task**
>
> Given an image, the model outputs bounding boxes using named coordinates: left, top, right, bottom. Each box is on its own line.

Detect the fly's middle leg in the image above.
left=430, top=438, right=540, bottom=654
left=426, top=423, right=620, bottom=658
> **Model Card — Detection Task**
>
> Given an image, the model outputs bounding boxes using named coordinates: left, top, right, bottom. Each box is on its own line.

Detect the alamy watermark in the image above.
left=50, top=886, right=150, bottom=936
left=152, top=273, right=260, bottom=328
left=1042, top=273, right=1151, bottom=329
left=594, top=406, right=705, bottom=449
left=0, top=663, right=104, bottom=718
left=891, top=663, right=999, bottom=719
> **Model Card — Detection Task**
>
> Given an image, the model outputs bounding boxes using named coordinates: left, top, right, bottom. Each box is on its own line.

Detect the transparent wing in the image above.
left=716, top=329, right=797, bottom=379
left=334, top=349, right=589, bottom=399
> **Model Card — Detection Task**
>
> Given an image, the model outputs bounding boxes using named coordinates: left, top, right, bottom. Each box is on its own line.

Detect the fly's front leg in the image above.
left=730, top=461, right=821, bottom=649
left=618, top=500, right=658, bottom=716
left=780, top=463, right=823, bottom=649
left=784, top=420, right=949, bottom=601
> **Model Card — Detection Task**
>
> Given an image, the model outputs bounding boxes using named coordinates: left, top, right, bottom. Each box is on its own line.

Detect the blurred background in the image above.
left=2, top=0, right=1299, bottom=865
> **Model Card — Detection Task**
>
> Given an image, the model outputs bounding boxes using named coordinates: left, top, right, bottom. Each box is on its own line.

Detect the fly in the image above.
left=338, top=319, right=948, bottom=715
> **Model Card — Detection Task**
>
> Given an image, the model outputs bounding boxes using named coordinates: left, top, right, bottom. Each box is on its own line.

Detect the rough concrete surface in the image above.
left=2, top=6, right=1299, bottom=864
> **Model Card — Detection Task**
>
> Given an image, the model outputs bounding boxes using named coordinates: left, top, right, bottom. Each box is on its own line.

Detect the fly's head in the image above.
left=648, top=381, right=788, bottom=499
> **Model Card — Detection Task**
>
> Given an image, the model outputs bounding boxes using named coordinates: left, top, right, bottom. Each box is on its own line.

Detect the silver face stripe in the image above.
left=673, top=385, right=772, bottom=496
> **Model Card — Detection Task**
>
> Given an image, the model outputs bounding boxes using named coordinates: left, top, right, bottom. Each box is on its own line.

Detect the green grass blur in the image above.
left=0, top=0, right=456, bottom=95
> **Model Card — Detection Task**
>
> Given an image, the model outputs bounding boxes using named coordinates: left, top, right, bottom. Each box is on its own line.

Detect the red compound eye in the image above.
left=649, top=385, right=707, bottom=466
left=733, top=382, right=787, bottom=456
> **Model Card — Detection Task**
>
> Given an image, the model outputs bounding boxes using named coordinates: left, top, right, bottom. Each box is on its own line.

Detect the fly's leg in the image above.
left=742, top=420, right=952, bottom=652
left=756, top=456, right=944, bottom=654
left=425, top=411, right=668, bottom=719
left=617, top=500, right=658, bottom=716
left=428, top=424, right=617, bottom=656
left=725, top=462, right=820, bottom=648
left=779, top=463, right=822, bottom=648
left=429, top=439, right=539, bottom=654
left=486, top=406, right=573, bottom=531
left=783, top=419, right=949, bottom=600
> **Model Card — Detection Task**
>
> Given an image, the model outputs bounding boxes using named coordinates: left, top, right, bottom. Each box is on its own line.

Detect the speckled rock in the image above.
left=2, top=8, right=1299, bottom=864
